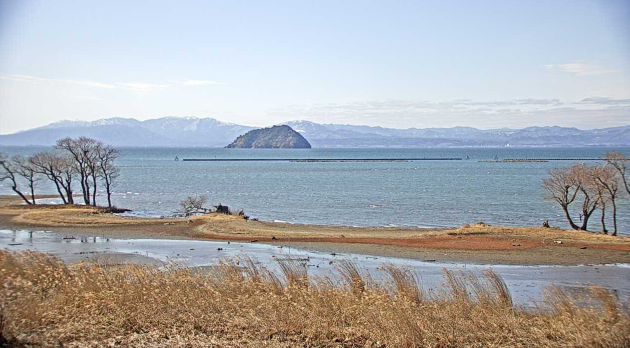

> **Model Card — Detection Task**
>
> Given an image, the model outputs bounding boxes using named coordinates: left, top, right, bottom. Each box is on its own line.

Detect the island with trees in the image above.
left=225, top=125, right=312, bottom=149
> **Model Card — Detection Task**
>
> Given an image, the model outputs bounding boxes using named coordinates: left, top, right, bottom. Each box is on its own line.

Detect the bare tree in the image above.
left=29, top=151, right=75, bottom=204
left=56, top=137, right=99, bottom=206
left=604, top=150, right=629, bottom=198
left=0, top=153, right=32, bottom=205
left=12, top=155, right=41, bottom=205
left=57, top=155, right=76, bottom=205
left=592, top=165, right=621, bottom=236
left=543, top=166, right=580, bottom=230
left=573, top=164, right=599, bottom=231
left=96, top=144, right=120, bottom=208
left=86, top=147, right=100, bottom=207
left=591, top=168, right=609, bottom=234
left=179, top=195, right=209, bottom=216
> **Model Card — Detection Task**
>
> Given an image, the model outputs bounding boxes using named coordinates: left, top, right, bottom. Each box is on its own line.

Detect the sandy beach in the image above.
left=1, top=195, right=629, bottom=265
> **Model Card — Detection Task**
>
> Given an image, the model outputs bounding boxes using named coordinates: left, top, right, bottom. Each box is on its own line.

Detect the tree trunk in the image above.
left=600, top=207, right=607, bottom=234
left=92, top=174, right=98, bottom=207
left=80, top=176, right=90, bottom=205
left=83, top=178, right=91, bottom=205
left=30, top=185, right=36, bottom=205
left=621, top=174, right=630, bottom=197
left=580, top=210, right=595, bottom=231
left=80, top=178, right=86, bottom=203
left=63, top=178, right=74, bottom=205
left=12, top=186, right=31, bottom=205
left=105, top=181, right=112, bottom=208
left=52, top=178, right=67, bottom=204
left=612, top=201, right=618, bottom=236
left=562, top=206, right=579, bottom=230
left=67, top=187, right=74, bottom=204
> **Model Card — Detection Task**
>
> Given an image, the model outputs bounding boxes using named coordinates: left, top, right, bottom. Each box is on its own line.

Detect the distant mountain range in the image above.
left=1, top=117, right=629, bottom=148
left=287, top=121, right=630, bottom=148
left=0, top=117, right=254, bottom=147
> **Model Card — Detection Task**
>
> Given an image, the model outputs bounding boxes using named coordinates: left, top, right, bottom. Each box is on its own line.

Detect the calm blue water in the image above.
left=1, top=147, right=629, bottom=235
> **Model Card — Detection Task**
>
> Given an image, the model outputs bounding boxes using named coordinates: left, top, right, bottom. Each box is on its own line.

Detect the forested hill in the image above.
left=225, top=125, right=311, bottom=149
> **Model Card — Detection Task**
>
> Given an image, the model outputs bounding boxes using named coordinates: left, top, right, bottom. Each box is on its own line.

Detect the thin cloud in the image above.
left=117, top=82, right=169, bottom=91
left=514, top=98, right=562, bottom=105
left=544, top=62, right=617, bottom=76
left=578, top=97, right=630, bottom=105
left=0, top=74, right=219, bottom=91
left=0, top=74, right=116, bottom=88
left=269, top=98, right=630, bottom=129
left=182, top=79, right=221, bottom=86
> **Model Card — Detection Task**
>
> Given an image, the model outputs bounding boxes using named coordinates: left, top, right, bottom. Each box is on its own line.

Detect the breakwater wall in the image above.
left=182, top=158, right=463, bottom=162
left=479, top=158, right=606, bottom=163
left=183, top=157, right=606, bottom=163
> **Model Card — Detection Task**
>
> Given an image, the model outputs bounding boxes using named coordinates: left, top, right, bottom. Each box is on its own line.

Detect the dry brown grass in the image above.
left=2, top=199, right=629, bottom=248
left=2, top=204, right=181, bottom=226
left=1, top=250, right=629, bottom=347
left=452, top=223, right=630, bottom=245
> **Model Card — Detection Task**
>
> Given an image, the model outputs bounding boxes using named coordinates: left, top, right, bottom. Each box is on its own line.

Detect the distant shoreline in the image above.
left=3, top=144, right=630, bottom=149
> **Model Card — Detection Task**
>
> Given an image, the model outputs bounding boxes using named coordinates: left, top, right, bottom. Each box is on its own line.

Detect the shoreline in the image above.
left=1, top=195, right=629, bottom=266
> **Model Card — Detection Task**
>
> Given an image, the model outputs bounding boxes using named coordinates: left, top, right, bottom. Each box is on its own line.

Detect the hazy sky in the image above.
left=1, top=0, right=629, bottom=134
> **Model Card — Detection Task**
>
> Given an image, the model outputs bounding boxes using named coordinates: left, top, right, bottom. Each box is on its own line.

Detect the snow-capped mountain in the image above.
left=284, top=121, right=630, bottom=147
left=32, top=117, right=143, bottom=130
left=2, top=117, right=254, bottom=147
left=1, top=117, right=629, bottom=147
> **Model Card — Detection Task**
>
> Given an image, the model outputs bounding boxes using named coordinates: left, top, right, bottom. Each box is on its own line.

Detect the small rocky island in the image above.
left=226, top=125, right=312, bottom=149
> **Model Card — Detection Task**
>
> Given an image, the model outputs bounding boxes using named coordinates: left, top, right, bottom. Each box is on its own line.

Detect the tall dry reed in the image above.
left=1, top=250, right=629, bottom=347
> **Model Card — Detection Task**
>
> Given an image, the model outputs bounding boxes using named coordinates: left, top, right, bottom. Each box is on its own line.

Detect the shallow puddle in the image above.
left=1, top=229, right=629, bottom=307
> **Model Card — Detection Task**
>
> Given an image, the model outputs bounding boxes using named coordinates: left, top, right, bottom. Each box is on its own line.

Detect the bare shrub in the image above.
left=179, top=195, right=209, bottom=215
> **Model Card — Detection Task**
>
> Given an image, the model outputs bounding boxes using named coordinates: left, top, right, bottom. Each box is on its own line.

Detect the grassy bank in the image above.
left=1, top=250, right=629, bottom=347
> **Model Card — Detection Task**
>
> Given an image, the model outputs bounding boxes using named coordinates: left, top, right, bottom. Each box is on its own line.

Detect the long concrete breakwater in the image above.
left=502, top=158, right=606, bottom=162
left=182, top=157, right=607, bottom=163
left=182, top=158, right=463, bottom=162
left=479, top=158, right=606, bottom=163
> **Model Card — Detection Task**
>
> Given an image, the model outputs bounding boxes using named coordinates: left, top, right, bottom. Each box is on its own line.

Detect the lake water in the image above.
left=1, top=146, right=629, bottom=235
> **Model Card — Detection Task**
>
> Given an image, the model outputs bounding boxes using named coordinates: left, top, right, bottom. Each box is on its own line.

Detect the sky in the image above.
left=0, top=0, right=629, bottom=134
